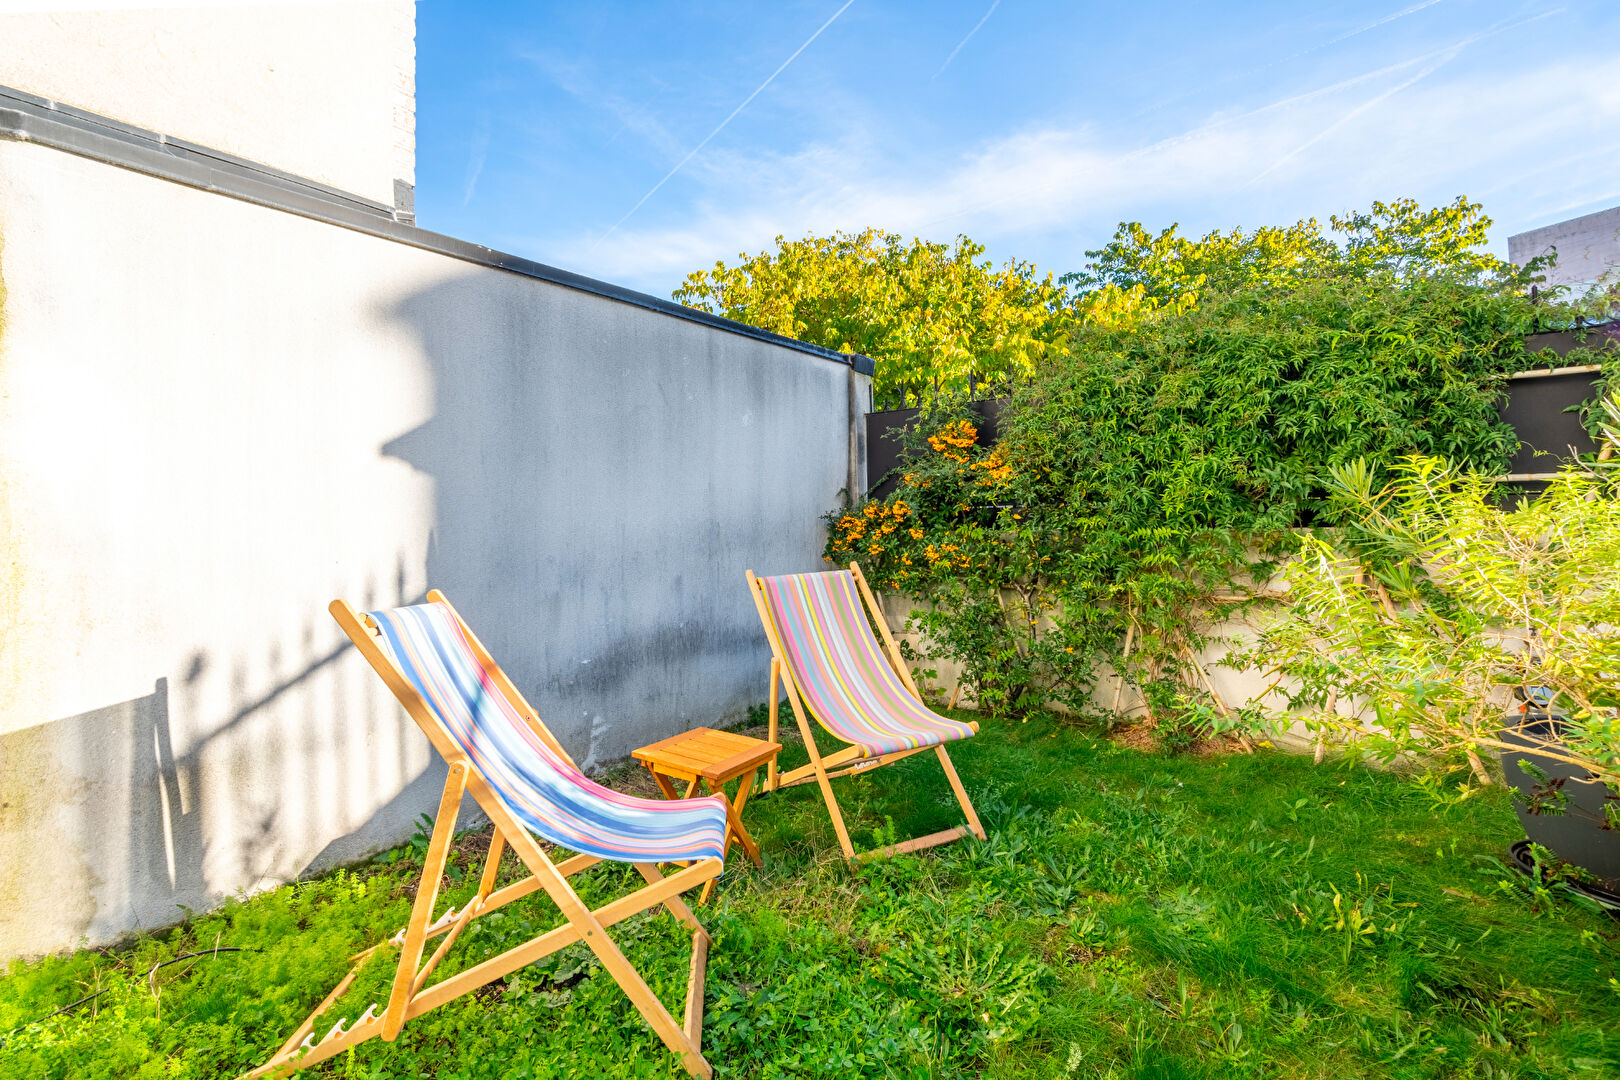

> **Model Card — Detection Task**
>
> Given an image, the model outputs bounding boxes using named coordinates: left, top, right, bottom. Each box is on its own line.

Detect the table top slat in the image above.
left=632, top=726, right=781, bottom=783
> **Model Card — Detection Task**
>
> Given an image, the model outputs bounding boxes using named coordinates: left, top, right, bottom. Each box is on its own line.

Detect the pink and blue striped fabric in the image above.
left=367, top=602, right=727, bottom=866
left=758, top=571, right=976, bottom=757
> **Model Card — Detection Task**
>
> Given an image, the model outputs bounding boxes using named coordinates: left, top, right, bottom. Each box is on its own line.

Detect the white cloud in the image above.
left=548, top=50, right=1620, bottom=292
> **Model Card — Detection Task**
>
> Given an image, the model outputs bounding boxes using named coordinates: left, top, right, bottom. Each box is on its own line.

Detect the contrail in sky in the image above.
left=1313, top=0, right=1445, bottom=53
left=934, top=0, right=1001, bottom=80
left=1136, top=0, right=1445, bottom=119
left=1248, top=51, right=1458, bottom=183
left=1249, top=6, right=1561, bottom=183
left=908, top=6, right=1557, bottom=235
left=462, top=115, right=490, bottom=206
left=592, top=0, right=856, bottom=250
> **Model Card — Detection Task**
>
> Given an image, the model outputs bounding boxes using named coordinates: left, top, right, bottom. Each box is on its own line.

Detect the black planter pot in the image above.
left=1506, top=841, right=1620, bottom=908
left=1498, top=710, right=1620, bottom=899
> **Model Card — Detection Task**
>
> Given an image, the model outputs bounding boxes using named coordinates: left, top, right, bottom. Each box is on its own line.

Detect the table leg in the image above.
left=732, top=767, right=759, bottom=821
left=706, top=777, right=762, bottom=867
left=648, top=766, right=680, bottom=801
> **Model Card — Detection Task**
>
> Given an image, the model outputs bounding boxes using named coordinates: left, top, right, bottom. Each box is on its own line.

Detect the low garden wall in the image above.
left=871, top=590, right=1321, bottom=747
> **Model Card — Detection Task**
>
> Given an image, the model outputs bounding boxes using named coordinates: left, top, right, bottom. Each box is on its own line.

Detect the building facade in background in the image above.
left=1509, top=205, right=1620, bottom=294
left=0, top=0, right=416, bottom=215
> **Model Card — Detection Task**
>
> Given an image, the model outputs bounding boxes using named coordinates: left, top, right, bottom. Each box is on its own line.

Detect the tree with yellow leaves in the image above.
left=673, top=228, right=1072, bottom=408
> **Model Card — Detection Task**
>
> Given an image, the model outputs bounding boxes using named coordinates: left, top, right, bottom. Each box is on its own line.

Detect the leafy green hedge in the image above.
left=828, top=200, right=1557, bottom=728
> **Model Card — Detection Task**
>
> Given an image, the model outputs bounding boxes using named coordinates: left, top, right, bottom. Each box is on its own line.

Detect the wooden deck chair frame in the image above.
left=244, top=591, right=720, bottom=1080
left=746, top=561, right=986, bottom=861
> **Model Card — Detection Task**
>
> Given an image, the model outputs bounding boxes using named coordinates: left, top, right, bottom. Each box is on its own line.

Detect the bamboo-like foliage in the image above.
left=1252, top=457, right=1620, bottom=793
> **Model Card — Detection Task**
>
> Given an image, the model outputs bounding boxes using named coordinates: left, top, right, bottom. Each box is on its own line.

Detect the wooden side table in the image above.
left=632, top=727, right=782, bottom=903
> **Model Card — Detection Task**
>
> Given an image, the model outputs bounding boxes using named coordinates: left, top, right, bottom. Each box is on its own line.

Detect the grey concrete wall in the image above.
left=1509, top=205, right=1620, bottom=293
left=0, top=136, right=867, bottom=959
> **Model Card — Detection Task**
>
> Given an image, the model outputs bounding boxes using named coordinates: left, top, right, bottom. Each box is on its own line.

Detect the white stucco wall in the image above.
left=0, top=1, right=414, bottom=207
left=1509, top=205, right=1620, bottom=293
left=0, top=136, right=866, bottom=959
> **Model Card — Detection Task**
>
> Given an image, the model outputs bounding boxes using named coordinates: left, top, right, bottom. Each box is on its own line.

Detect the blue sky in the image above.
left=415, top=1, right=1620, bottom=297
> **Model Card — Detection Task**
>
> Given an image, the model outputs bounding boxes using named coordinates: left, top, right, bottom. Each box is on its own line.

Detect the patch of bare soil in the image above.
left=1108, top=721, right=1160, bottom=752
left=452, top=824, right=495, bottom=863
left=611, top=762, right=665, bottom=799
left=1197, top=732, right=1251, bottom=757
left=1062, top=943, right=1100, bottom=966
left=732, top=720, right=802, bottom=746
left=1105, top=720, right=1248, bottom=757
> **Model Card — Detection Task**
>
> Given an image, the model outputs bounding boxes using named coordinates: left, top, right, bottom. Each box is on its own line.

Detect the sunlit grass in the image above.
left=4, top=712, right=1618, bottom=1078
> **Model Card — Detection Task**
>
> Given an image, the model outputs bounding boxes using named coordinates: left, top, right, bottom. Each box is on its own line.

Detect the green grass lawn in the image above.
left=4, top=713, right=1618, bottom=1079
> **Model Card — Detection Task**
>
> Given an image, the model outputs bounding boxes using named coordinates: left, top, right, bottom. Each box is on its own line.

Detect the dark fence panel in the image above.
left=1501, top=324, right=1620, bottom=486
left=1501, top=368, right=1601, bottom=477
left=865, top=398, right=1007, bottom=499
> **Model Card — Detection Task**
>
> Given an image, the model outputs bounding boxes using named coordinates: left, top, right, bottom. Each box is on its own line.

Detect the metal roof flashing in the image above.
left=0, top=85, right=876, bottom=378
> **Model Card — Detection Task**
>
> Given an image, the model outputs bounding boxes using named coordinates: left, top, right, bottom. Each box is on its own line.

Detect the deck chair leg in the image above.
left=633, top=862, right=712, bottom=1046
left=581, top=908, right=709, bottom=1076
left=807, top=748, right=856, bottom=860
left=477, top=827, right=507, bottom=900
left=546, top=864, right=711, bottom=1077
left=467, top=773, right=713, bottom=1079
left=935, top=745, right=986, bottom=840
left=384, top=760, right=467, bottom=1041
left=784, top=689, right=854, bottom=859
left=767, top=657, right=780, bottom=791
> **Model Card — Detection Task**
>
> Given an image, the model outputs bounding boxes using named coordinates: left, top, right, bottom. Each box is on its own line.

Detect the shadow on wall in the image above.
left=0, top=560, right=449, bottom=959
left=0, top=679, right=202, bottom=951
left=377, top=271, right=784, bottom=768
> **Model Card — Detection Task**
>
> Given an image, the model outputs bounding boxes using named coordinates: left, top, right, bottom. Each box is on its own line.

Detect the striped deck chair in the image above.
left=246, top=592, right=727, bottom=1080
left=746, top=562, right=986, bottom=861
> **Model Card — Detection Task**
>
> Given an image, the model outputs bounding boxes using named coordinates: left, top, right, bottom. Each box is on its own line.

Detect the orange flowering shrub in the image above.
left=827, top=500, right=916, bottom=586
left=971, top=444, right=1015, bottom=486
left=927, top=419, right=979, bottom=462
left=822, top=402, right=1076, bottom=713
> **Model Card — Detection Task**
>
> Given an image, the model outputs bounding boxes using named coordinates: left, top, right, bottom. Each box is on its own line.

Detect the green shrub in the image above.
left=828, top=199, right=1555, bottom=725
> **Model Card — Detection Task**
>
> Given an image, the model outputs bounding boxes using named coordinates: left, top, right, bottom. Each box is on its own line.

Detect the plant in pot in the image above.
left=1247, top=456, right=1620, bottom=904
left=1499, top=686, right=1620, bottom=902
